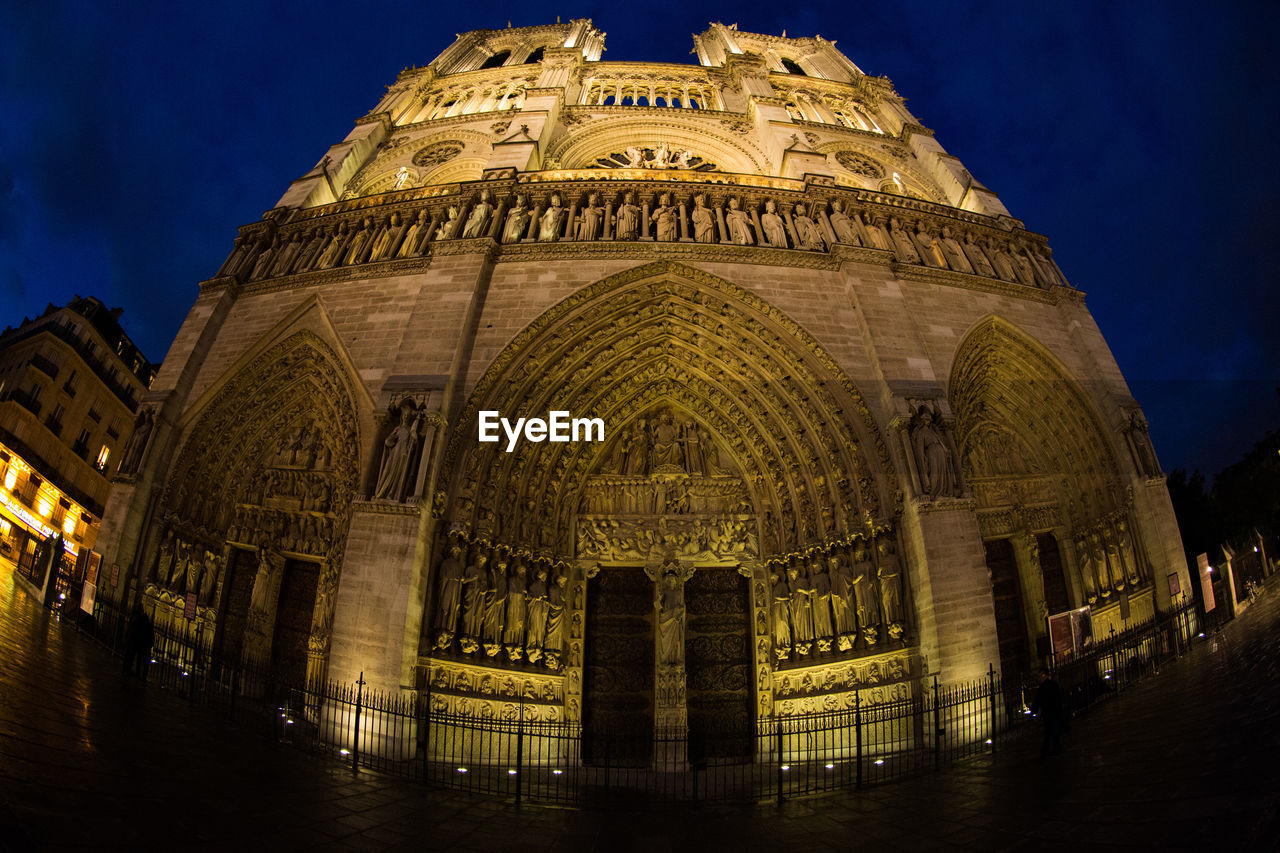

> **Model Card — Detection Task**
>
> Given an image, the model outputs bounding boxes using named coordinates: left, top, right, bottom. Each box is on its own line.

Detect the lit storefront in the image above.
left=0, top=441, right=93, bottom=587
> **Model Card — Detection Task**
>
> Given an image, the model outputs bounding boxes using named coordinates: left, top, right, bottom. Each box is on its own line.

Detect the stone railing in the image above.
left=216, top=172, right=1069, bottom=294
left=578, top=63, right=720, bottom=110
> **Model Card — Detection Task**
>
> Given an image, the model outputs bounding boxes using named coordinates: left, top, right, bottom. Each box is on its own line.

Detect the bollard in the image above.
left=854, top=693, right=863, bottom=789
left=352, top=671, right=364, bottom=774
left=988, top=663, right=998, bottom=754
left=775, top=717, right=785, bottom=806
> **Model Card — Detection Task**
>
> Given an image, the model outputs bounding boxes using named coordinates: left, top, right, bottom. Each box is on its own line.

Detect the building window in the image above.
left=87, top=406, right=101, bottom=423
left=781, top=57, right=807, bottom=76
left=480, top=50, right=511, bottom=69
left=524, top=47, right=545, bottom=64
left=62, top=369, right=77, bottom=396
left=95, top=445, right=110, bottom=473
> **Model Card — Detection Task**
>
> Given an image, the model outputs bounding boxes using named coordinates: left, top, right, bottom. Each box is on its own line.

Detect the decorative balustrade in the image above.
left=577, top=63, right=721, bottom=110
left=218, top=174, right=1068, bottom=294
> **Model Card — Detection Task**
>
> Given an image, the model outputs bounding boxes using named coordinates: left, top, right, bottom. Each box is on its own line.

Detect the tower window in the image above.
left=781, top=57, right=807, bottom=76
left=524, top=47, right=545, bottom=64
left=480, top=50, right=511, bottom=69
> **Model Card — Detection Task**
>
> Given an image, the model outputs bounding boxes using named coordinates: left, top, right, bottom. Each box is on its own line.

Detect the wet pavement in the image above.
left=1, top=558, right=1278, bottom=852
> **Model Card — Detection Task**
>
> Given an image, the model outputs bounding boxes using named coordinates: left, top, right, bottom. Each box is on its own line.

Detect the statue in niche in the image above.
left=502, top=194, right=532, bottom=243
left=851, top=542, right=880, bottom=644
left=396, top=210, right=432, bottom=258
left=1125, top=411, right=1161, bottom=477
left=576, top=192, right=604, bottom=241
left=1009, top=245, right=1038, bottom=285
left=653, top=193, right=678, bottom=242
left=543, top=571, right=568, bottom=669
left=373, top=399, right=421, bottom=501
left=877, top=538, right=905, bottom=638
left=369, top=212, right=403, bottom=260
left=811, top=562, right=835, bottom=652
left=291, top=226, right=327, bottom=272
left=724, top=197, right=753, bottom=245
left=524, top=567, right=550, bottom=663
left=655, top=566, right=687, bottom=666
left=911, top=406, right=959, bottom=500
left=792, top=203, right=826, bottom=251
left=198, top=550, right=220, bottom=606
left=503, top=561, right=528, bottom=660
left=154, top=530, right=176, bottom=587
left=937, top=226, right=972, bottom=273
left=614, top=191, right=640, bottom=240
left=440, top=206, right=467, bottom=241
left=538, top=194, right=566, bottom=242
left=1085, top=530, right=1112, bottom=596
left=315, top=221, right=350, bottom=268
left=1115, top=518, right=1142, bottom=584
left=1073, top=532, right=1099, bottom=602
left=985, top=237, right=1017, bottom=281
left=1100, top=527, right=1125, bottom=592
left=459, top=548, right=490, bottom=653
left=787, top=564, right=814, bottom=656
left=770, top=572, right=792, bottom=661
left=482, top=554, right=508, bottom=656
left=760, top=199, right=788, bottom=248
left=393, top=166, right=410, bottom=190
left=178, top=542, right=201, bottom=597
left=961, top=232, right=996, bottom=277
left=248, top=549, right=283, bottom=619
left=887, top=217, right=921, bottom=263
left=828, top=554, right=857, bottom=651
left=650, top=413, right=683, bottom=470
left=269, top=232, right=303, bottom=276
left=461, top=190, right=495, bottom=238
left=343, top=217, right=376, bottom=265
left=691, top=193, right=715, bottom=243
left=914, top=222, right=946, bottom=268
left=827, top=199, right=861, bottom=246
left=118, top=407, right=155, bottom=476
left=433, top=542, right=465, bottom=648
left=249, top=235, right=281, bottom=280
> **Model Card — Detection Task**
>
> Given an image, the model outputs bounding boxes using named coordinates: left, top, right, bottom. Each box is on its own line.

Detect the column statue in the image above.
left=503, top=561, right=528, bottom=660
left=852, top=541, right=880, bottom=645
left=459, top=548, right=490, bottom=653
left=690, top=193, right=716, bottom=243
left=787, top=564, right=814, bottom=656
left=811, top=561, right=835, bottom=652
left=827, top=199, right=861, bottom=245
left=543, top=571, right=568, bottom=669
left=501, top=194, right=531, bottom=243
left=373, top=400, right=421, bottom=501
left=576, top=193, right=604, bottom=241
left=524, top=567, right=550, bottom=663
left=877, top=537, right=905, bottom=639
left=655, top=567, right=686, bottom=666
left=760, top=200, right=788, bottom=248
left=724, top=197, right=753, bottom=245
left=538, top=194, right=566, bottom=242
left=828, top=554, right=857, bottom=651
left=461, top=189, right=495, bottom=238
left=615, top=191, right=640, bottom=240
left=770, top=571, right=793, bottom=662
left=481, top=554, right=507, bottom=656
left=433, top=543, right=465, bottom=648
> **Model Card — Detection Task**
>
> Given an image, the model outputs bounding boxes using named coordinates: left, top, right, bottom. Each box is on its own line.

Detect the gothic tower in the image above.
left=98, top=20, right=1188, bottom=752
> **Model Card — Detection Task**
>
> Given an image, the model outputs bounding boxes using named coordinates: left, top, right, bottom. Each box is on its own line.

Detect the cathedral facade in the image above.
left=98, top=21, right=1188, bottom=748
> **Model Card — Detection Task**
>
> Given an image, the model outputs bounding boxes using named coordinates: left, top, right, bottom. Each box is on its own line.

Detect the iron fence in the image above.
left=54, top=588, right=1199, bottom=803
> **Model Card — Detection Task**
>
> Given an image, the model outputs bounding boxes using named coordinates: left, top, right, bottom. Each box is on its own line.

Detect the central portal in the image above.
left=684, top=569, right=752, bottom=761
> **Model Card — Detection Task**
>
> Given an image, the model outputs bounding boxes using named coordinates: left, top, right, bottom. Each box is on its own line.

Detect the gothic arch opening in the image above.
left=423, top=261, right=911, bottom=752
left=949, top=317, right=1150, bottom=679
left=146, top=331, right=361, bottom=687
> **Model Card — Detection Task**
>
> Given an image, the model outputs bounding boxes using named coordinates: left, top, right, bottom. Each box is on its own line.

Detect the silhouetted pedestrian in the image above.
left=122, top=603, right=154, bottom=681
left=1031, top=668, right=1068, bottom=757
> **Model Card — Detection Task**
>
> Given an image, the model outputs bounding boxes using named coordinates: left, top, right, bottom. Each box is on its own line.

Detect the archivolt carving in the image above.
left=950, top=318, right=1126, bottom=529
left=439, top=261, right=896, bottom=567
left=160, top=331, right=361, bottom=656
left=547, top=117, right=769, bottom=175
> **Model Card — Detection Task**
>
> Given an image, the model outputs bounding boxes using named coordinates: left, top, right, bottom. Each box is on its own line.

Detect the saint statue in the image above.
left=615, top=191, right=640, bottom=240
left=503, top=562, right=528, bottom=659
left=342, top=217, right=376, bottom=265
left=543, top=571, right=568, bottom=669
left=650, top=413, right=683, bottom=470
left=434, top=543, right=465, bottom=648
left=461, top=190, right=495, bottom=238
left=524, top=567, right=550, bottom=662
left=793, top=203, right=825, bottom=251
left=373, top=400, right=420, bottom=501
left=770, top=572, right=793, bottom=661
left=459, top=549, right=490, bottom=653
left=691, top=194, right=715, bottom=243
left=396, top=210, right=432, bottom=258
left=725, top=197, right=753, bottom=245
left=828, top=554, right=857, bottom=650
left=538, top=194, right=566, bottom=241
left=576, top=193, right=604, bottom=241
left=912, top=407, right=958, bottom=499
left=118, top=408, right=155, bottom=475
left=653, top=193, right=678, bottom=242
left=827, top=199, right=861, bottom=245
left=811, top=562, right=835, bottom=650
left=502, top=194, right=532, bottom=243
left=655, top=568, right=686, bottom=665
left=851, top=542, right=880, bottom=643
left=760, top=199, right=788, bottom=248
left=888, top=217, right=921, bottom=264
left=876, top=538, right=904, bottom=630
left=481, top=555, right=508, bottom=656
left=787, top=565, right=815, bottom=655
left=368, top=212, right=403, bottom=260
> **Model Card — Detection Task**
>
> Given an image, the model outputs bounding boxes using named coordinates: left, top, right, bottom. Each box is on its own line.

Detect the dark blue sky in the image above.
left=2, top=1, right=1276, bottom=480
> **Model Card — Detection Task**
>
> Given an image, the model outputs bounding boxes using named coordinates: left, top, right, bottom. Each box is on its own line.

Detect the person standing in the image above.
left=1031, top=668, right=1068, bottom=757
left=122, top=603, right=154, bottom=681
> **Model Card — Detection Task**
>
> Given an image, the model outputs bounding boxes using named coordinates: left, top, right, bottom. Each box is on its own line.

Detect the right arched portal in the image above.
left=948, top=317, right=1150, bottom=680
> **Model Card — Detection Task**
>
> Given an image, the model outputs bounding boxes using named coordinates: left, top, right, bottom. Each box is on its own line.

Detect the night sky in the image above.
left=2, top=1, right=1276, bottom=480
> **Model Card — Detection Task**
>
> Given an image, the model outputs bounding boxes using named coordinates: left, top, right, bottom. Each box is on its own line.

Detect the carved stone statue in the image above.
left=396, top=210, right=432, bottom=257
left=1087, top=530, right=1112, bottom=596
left=198, top=550, right=220, bottom=606
left=543, top=571, right=568, bottom=669
left=316, top=221, right=350, bottom=268
left=1115, top=518, right=1143, bottom=584
left=793, top=204, right=825, bottom=251
left=459, top=549, right=490, bottom=653
left=503, top=561, right=528, bottom=659
left=650, top=413, right=683, bottom=470
left=827, top=200, right=861, bottom=246
left=912, top=407, right=959, bottom=499
left=1075, top=532, right=1101, bottom=600
left=461, top=190, right=495, bottom=238
left=653, top=193, right=678, bottom=242
left=828, top=554, right=857, bottom=650
left=811, top=562, right=835, bottom=651
left=691, top=194, right=715, bottom=243
left=118, top=408, right=156, bottom=476
left=482, top=555, right=508, bottom=656
left=725, top=197, right=753, bottom=245
left=760, top=200, right=788, bottom=248
left=369, top=212, right=403, bottom=260
left=655, top=567, right=686, bottom=665
left=434, top=543, right=465, bottom=648
left=373, top=400, right=420, bottom=501
left=624, top=419, right=650, bottom=474
left=770, top=571, right=792, bottom=661
left=1100, top=527, right=1125, bottom=592
left=502, top=194, right=532, bottom=243
left=851, top=542, right=880, bottom=644
left=538, top=194, right=566, bottom=241
left=615, top=191, right=640, bottom=240
left=248, top=549, right=284, bottom=626
left=914, top=222, right=946, bottom=268
left=524, top=567, right=550, bottom=662
left=787, top=565, right=814, bottom=655
left=888, top=217, right=922, bottom=263
left=342, top=217, right=376, bottom=265
left=877, top=538, right=904, bottom=637
left=154, top=529, right=176, bottom=587
left=938, top=226, right=972, bottom=273
left=576, top=192, right=604, bottom=241
left=1125, top=411, right=1162, bottom=478
left=961, top=232, right=997, bottom=277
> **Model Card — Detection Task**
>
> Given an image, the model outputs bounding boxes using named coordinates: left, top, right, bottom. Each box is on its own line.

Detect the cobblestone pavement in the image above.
left=1, top=558, right=1278, bottom=852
